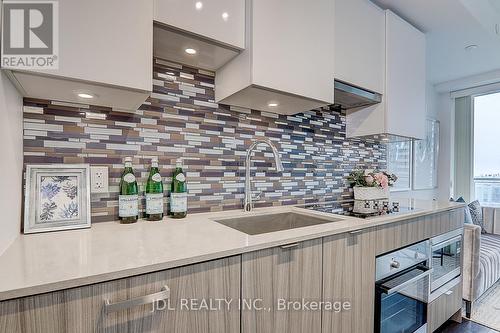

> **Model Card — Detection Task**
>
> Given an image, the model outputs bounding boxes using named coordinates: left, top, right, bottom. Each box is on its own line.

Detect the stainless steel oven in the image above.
left=430, top=229, right=462, bottom=294
left=375, top=240, right=431, bottom=333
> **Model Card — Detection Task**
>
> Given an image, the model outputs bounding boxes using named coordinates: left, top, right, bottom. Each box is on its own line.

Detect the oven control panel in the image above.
left=376, top=240, right=430, bottom=281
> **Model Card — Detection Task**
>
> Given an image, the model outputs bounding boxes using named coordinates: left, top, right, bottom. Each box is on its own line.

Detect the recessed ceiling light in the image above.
left=185, top=48, right=197, bottom=55
left=222, top=12, right=229, bottom=21
left=465, top=44, right=478, bottom=51
left=268, top=102, right=279, bottom=107
left=195, top=1, right=203, bottom=10
left=77, top=93, right=94, bottom=99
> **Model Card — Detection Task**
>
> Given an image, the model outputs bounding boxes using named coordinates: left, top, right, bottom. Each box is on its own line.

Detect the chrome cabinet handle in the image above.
left=281, top=242, right=299, bottom=249
left=444, top=290, right=453, bottom=296
left=104, top=286, right=170, bottom=314
left=349, top=230, right=363, bottom=235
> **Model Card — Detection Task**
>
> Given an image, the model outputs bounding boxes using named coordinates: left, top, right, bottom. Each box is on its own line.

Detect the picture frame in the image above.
left=24, top=164, right=91, bottom=234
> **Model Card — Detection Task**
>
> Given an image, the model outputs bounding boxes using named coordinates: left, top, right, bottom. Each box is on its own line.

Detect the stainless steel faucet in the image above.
left=243, top=139, right=284, bottom=212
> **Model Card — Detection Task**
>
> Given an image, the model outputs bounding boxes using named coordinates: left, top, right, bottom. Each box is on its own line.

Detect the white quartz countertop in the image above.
left=0, top=199, right=464, bottom=301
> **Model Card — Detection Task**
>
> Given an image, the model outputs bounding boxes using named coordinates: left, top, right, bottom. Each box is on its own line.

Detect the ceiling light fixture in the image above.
left=185, top=48, right=197, bottom=55
left=465, top=44, right=478, bottom=51
left=195, top=2, right=203, bottom=10
left=77, top=93, right=94, bottom=99
left=222, top=12, right=229, bottom=21
left=268, top=102, right=279, bottom=107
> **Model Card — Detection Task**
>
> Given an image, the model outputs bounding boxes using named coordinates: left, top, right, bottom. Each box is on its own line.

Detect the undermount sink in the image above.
left=213, top=212, right=342, bottom=235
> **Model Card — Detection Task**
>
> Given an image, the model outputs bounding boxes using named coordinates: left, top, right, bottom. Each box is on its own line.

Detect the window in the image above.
left=387, top=141, right=412, bottom=191
left=473, top=91, right=500, bottom=205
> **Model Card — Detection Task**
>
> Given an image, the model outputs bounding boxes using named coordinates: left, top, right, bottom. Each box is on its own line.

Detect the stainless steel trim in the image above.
left=429, top=276, right=461, bottom=302
left=431, top=228, right=463, bottom=246
left=376, top=240, right=430, bottom=281
left=281, top=242, right=299, bottom=249
left=431, top=267, right=461, bottom=293
left=384, top=268, right=432, bottom=295
left=414, top=323, right=427, bottom=333
left=334, top=80, right=382, bottom=109
left=104, top=286, right=170, bottom=314
left=334, top=80, right=382, bottom=102
left=432, top=235, right=462, bottom=251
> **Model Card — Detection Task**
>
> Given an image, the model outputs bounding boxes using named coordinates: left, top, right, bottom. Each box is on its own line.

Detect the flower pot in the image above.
left=353, top=186, right=389, bottom=201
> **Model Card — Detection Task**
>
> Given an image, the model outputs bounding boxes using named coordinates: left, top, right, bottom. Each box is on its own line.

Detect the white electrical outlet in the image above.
left=90, top=166, right=109, bottom=193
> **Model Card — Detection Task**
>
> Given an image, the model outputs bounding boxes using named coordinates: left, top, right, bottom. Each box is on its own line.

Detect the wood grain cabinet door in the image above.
left=428, top=282, right=462, bottom=332
left=241, top=239, right=323, bottom=333
left=0, top=256, right=241, bottom=333
left=322, top=230, right=376, bottom=333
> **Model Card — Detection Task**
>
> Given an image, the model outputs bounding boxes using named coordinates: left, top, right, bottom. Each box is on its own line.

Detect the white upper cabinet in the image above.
left=384, top=10, right=426, bottom=139
left=334, top=0, right=385, bottom=94
left=215, top=0, right=335, bottom=115
left=346, top=9, right=426, bottom=140
left=153, top=0, right=245, bottom=71
left=2, top=0, right=153, bottom=110
left=154, top=0, right=245, bottom=49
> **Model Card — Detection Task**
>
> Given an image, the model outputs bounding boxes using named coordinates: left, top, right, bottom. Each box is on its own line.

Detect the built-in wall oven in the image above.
left=429, top=229, right=462, bottom=300
left=375, top=240, right=431, bottom=333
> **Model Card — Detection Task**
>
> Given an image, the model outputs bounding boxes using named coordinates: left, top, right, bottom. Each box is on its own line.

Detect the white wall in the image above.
left=0, top=71, right=23, bottom=255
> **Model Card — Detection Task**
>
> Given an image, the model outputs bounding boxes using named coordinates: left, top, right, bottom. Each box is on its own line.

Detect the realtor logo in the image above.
left=1, top=1, right=58, bottom=69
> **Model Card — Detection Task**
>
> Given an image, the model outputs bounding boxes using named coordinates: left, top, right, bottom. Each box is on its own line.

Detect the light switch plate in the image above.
left=90, top=166, right=109, bottom=193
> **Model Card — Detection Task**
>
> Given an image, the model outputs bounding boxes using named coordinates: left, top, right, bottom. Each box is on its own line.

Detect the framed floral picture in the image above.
left=24, top=164, right=91, bottom=234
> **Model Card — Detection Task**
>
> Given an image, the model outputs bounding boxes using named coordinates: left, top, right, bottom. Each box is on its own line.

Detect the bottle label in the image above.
left=119, top=195, right=138, bottom=217
left=146, top=193, right=164, bottom=215
left=170, top=192, right=187, bottom=212
left=175, top=173, right=185, bottom=182
left=124, top=174, right=136, bottom=183
left=151, top=173, right=162, bottom=182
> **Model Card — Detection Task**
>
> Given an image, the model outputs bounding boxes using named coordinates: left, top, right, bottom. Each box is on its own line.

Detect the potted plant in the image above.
left=347, top=169, right=398, bottom=201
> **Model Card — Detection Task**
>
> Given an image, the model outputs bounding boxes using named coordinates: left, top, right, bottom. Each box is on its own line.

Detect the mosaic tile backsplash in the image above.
left=23, top=58, right=386, bottom=223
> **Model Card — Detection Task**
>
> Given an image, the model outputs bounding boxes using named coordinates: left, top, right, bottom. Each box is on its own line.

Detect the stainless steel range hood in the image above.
left=334, top=80, right=382, bottom=109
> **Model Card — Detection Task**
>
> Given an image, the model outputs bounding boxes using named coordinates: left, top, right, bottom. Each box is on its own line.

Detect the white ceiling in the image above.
left=372, top=0, right=500, bottom=84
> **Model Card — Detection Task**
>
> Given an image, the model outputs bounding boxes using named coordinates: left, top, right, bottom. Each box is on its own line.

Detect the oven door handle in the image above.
left=432, top=235, right=462, bottom=251
left=380, top=267, right=433, bottom=295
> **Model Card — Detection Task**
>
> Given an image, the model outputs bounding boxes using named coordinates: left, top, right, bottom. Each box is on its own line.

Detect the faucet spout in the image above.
left=243, top=139, right=284, bottom=212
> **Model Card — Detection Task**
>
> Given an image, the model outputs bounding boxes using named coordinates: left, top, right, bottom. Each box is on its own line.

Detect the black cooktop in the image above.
left=303, top=201, right=415, bottom=219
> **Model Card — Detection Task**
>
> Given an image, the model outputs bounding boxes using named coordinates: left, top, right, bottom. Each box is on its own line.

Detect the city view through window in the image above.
left=474, top=91, right=500, bottom=205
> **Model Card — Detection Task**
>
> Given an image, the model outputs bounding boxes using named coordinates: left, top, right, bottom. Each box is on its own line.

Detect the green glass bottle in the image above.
left=170, top=158, right=187, bottom=218
left=145, top=157, right=164, bottom=221
left=119, top=157, right=139, bottom=223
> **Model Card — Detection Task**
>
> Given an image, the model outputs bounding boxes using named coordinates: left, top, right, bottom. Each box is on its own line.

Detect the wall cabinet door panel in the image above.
left=335, top=0, right=385, bottom=93
left=154, top=0, right=245, bottom=49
